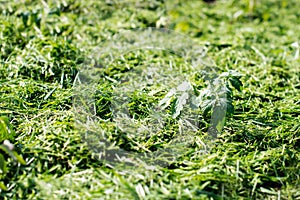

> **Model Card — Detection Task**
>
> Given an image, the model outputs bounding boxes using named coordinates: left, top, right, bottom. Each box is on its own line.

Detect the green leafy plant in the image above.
left=198, top=70, right=243, bottom=133
left=0, top=116, right=15, bottom=143
left=159, top=70, right=243, bottom=133
left=0, top=116, right=26, bottom=191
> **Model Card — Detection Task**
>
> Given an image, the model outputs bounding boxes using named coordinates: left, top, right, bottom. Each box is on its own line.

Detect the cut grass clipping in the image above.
left=1, top=0, right=300, bottom=199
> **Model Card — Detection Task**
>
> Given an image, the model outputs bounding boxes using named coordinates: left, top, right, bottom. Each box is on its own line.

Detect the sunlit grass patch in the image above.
left=1, top=0, right=300, bottom=199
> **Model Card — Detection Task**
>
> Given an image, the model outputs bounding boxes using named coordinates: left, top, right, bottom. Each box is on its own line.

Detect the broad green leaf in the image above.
left=211, top=105, right=226, bottom=133
left=0, top=144, right=11, bottom=155
left=0, top=181, right=7, bottom=191
left=158, top=88, right=176, bottom=109
left=0, top=116, right=15, bottom=143
left=0, top=154, right=6, bottom=174
left=190, top=95, right=201, bottom=109
left=226, top=102, right=235, bottom=116
left=229, top=77, right=243, bottom=92
left=201, top=99, right=214, bottom=117
left=12, top=151, right=26, bottom=165
left=172, top=92, right=189, bottom=118
left=0, top=144, right=26, bottom=165
left=228, top=70, right=242, bottom=77
left=219, top=72, right=229, bottom=78
left=176, top=81, right=192, bottom=92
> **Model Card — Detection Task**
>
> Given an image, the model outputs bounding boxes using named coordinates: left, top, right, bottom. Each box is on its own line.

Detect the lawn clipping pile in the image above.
left=0, top=0, right=299, bottom=199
